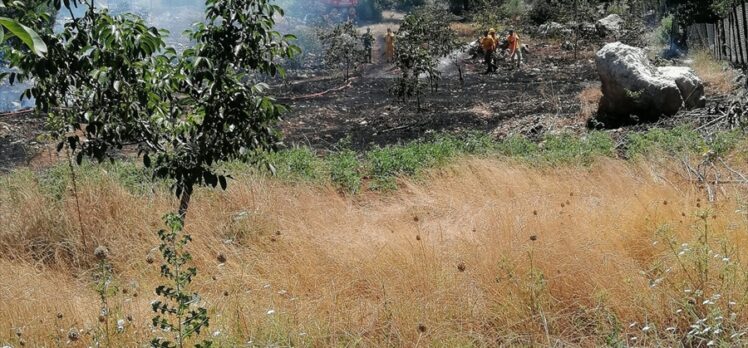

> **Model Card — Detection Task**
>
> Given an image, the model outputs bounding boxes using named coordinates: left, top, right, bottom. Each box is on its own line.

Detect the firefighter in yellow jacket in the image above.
left=481, top=28, right=497, bottom=73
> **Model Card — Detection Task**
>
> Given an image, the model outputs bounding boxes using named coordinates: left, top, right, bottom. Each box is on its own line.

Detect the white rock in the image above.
left=595, top=42, right=683, bottom=125
left=658, top=66, right=706, bottom=109
left=596, top=14, right=624, bottom=37
left=539, top=22, right=565, bottom=37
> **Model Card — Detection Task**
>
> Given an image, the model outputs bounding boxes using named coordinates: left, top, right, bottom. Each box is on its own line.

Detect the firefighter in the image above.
left=507, top=29, right=522, bottom=69
left=362, top=28, right=373, bottom=63
left=481, top=28, right=497, bottom=73
left=384, top=28, right=396, bottom=63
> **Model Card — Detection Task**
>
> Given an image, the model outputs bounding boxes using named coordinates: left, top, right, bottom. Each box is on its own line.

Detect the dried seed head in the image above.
left=126, top=314, right=133, bottom=322
left=416, top=235, right=421, bottom=241
left=145, top=254, right=155, bottom=264
left=224, top=290, right=229, bottom=297
left=217, top=253, right=227, bottom=264
left=530, top=235, right=538, bottom=242
left=663, top=200, right=668, bottom=205
left=56, top=313, right=63, bottom=319
left=697, top=203, right=701, bottom=208
left=68, top=329, right=80, bottom=341
left=98, top=315, right=106, bottom=323
left=15, top=328, right=22, bottom=337
left=569, top=192, right=574, bottom=197
left=417, top=323, right=427, bottom=333
left=561, top=203, right=565, bottom=208
left=275, top=231, right=282, bottom=236
left=413, top=216, right=419, bottom=222
left=270, top=237, right=277, bottom=242
left=94, top=246, right=109, bottom=261
left=682, top=212, right=686, bottom=217
left=19, top=338, right=25, bottom=346
left=533, top=210, right=538, bottom=216
left=457, top=262, right=466, bottom=272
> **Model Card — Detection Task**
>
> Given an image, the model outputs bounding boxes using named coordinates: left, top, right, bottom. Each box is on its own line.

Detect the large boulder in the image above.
left=596, top=14, right=624, bottom=37
left=595, top=42, right=684, bottom=126
left=658, top=66, right=706, bottom=109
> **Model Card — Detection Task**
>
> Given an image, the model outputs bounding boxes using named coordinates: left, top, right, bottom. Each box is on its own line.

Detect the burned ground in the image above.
left=0, top=38, right=734, bottom=170
left=277, top=43, right=600, bottom=151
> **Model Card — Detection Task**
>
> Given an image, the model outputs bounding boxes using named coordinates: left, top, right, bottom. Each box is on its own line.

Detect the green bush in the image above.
left=500, top=0, right=527, bottom=19
left=496, top=135, right=539, bottom=157
left=626, top=126, right=704, bottom=158
left=264, top=147, right=326, bottom=182
left=654, top=14, right=673, bottom=46
left=327, top=149, right=362, bottom=193
left=540, top=131, right=615, bottom=165
left=528, top=0, right=558, bottom=25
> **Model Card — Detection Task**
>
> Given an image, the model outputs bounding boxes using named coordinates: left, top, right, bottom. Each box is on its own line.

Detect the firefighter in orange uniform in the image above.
left=507, top=29, right=522, bottom=69
left=384, top=28, right=396, bottom=63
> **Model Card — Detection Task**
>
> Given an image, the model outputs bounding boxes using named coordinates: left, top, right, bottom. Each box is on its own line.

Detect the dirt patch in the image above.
left=0, top=110, right=47, bottom=172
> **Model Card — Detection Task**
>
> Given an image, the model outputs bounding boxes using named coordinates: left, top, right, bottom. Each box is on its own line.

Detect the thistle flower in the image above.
left=94, top=246, right=109, bottom=261
left=217, top=253, right=227, bottom=264
left=457, top=262, right=466, bottom=272
left=67, top=329, right=80, bottom=341
left=417, top=323, right=427, bottom=333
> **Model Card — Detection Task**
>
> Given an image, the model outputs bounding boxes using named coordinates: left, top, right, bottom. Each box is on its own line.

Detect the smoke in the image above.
left=58, top=0, right=205, bottom=48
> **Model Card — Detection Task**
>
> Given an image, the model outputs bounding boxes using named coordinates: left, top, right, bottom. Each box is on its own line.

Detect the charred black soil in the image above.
left=277, top=44, right=600, bottom=150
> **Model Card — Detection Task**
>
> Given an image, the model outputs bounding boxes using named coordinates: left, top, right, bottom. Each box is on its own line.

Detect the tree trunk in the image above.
left=178, top=190, right=192, bottom=220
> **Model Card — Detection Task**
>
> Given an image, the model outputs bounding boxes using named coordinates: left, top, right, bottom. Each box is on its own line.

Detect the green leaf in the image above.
left=0, top=17, right=47, bottom=56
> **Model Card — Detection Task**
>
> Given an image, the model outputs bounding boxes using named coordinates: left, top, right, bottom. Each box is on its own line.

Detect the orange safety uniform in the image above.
left=507, top=33, right=520, bottom=55
left=384, top=32, right=395, bottom=62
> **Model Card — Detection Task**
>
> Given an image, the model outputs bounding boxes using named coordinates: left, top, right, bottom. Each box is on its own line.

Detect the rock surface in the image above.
left=595, top=42, right=684, bottom=126
left=539, top=22, right=565, bottom=37
left=658, top=66, right=706, bottom=109
left=596, top=14, right=624, bottom=37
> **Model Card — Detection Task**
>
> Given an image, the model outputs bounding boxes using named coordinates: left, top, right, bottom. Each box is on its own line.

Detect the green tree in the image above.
left=10, top=0, right=299, bottom=219
left=319, top=21, right=365, bottom=80
left=393, top=5, right=461, bottom=110
left=0, top=0, right=53, bottom=56
left=8, top=0, right=299, bottom=343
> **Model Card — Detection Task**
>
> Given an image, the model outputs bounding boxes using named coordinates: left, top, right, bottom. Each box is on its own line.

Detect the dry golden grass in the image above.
left=691, top=50, right=737, bottom=96
left=1, top=158, right=748, bottom=346
left=578, top=84, right=602, bottom=121
left=450, top=22, right=477, bottom=40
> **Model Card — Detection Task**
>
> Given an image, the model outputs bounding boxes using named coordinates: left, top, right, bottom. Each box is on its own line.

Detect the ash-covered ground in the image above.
left=0, top=24, right=734, bottom=170
left=277, top=41, right=600, bottom=150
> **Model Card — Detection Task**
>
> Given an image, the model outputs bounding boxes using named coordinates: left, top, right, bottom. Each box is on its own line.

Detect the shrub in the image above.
left=500, top=0, right=528, bottom=20
left=540, top=131, right=615, bottom=165
left=528, top=0, right=558, bottom=25
left=265, top=147, right=326, bottom=182
left=328, top=149, right=363, bottom=193
left=626, top=126, right=704, bottom=158
left=319, top=21, right=365, bottom=80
